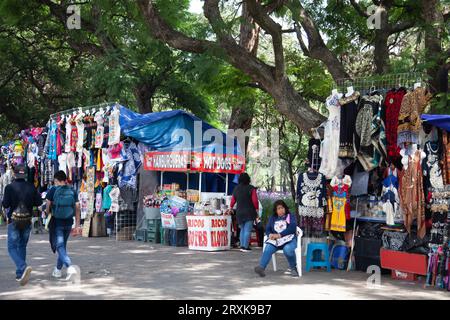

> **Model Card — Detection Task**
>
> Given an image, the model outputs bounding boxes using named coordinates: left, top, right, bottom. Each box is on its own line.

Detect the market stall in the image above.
left=122, top=109, right=245, bottom=250
left=297, top=73, right=449, bottom=291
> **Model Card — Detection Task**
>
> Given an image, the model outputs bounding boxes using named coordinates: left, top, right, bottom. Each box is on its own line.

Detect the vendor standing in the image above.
left=230, top=173, right=259, bottom=252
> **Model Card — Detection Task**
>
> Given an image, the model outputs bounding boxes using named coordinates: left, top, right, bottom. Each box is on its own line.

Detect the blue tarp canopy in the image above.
left=118, top=106, right=242, bottom=193
left=119, top=106, right=243, bottom=157
left=421, top=114, right=450, bottom=132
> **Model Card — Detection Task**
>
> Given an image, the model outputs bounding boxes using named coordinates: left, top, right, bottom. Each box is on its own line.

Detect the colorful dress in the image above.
left=108, top=107, right=121, bottom=146
left=384, top=89, right=406, bottom=163
left=399, top=148, right=426, bottom=238
left=330, top=175, right=352, bottom=232
left=297, top=172, right=327, bottom=236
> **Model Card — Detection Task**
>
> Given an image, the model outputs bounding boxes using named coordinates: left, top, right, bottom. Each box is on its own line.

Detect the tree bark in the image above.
left=373, top=3, right=392, bottom=74
left=134, top=83, right=155, bottom=114
left=422, top=0, right=448, bottom=94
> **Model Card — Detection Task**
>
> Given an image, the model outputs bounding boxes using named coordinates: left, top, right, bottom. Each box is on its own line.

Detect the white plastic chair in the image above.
left=263, top=227, right=303, bottom=277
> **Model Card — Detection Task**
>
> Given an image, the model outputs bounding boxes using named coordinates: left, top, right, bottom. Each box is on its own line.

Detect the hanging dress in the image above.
left=297, top=172, right=327, bottom=237
left=384, top=89, right=406, bottom=163
left=330, top=175, right=352, bottom=232
left=338, top=92, right=360, bottom=159
left=422, top=141, right=444, bottom=201
left=399, top=148, right=426, bottom=238
left=319, top=93, right=348, bottom=179
left=381, top=168, right=400, bottom=226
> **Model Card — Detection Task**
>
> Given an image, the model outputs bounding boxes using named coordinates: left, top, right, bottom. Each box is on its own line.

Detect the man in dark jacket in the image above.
left=2, top=164, right=42, bottom=286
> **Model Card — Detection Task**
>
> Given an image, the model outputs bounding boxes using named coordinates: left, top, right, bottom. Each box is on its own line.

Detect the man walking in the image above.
left=2, top=164, right=43, bottom=286
left=46, top=170, right=80, bottom=280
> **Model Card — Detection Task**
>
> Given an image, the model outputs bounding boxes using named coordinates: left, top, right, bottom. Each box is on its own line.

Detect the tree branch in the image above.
left=245, top=0, right=285, bottom=79
left=390, top=20, right=415, bottom=34
left=287, top=0, right=350, bottom=82
left=137, top=0, right=215, bottom=54
left=349, top=0, right=369, bottom=18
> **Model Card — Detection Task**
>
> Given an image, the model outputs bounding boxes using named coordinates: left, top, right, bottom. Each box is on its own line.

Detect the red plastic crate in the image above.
left=380, top=249, right=428, bottom=275
left=391, top=270, right=417, bottom=281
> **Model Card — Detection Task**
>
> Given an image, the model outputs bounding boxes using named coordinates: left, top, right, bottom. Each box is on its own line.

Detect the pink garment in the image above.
left=30, top=127, right=43, bottom=138
left=108, top=142, right=123, bottom=159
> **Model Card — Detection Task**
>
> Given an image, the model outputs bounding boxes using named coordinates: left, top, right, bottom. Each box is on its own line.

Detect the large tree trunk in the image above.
left=134, top=83, right=155, bottom=114
left=227, top=1, right=260, bottom=154
left=422, top=0, right=448, bottom=95
left=374, top=3, right=392, bottom=74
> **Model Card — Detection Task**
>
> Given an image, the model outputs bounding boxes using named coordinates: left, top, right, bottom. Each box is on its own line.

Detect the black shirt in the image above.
left=2, top=179, right=43, bottom=219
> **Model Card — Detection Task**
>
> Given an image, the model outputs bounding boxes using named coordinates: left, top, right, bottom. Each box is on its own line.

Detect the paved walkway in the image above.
left=0, top=226, right=448, bottom=300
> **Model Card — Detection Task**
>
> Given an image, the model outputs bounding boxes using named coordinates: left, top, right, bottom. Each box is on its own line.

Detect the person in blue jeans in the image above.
left=46, top=170, right=81, bottom=281
left=2, top=164, right=43, bottom=285
left=229, top=173, right=259, bottom=252
left=254, top=200, right=299, bottom=277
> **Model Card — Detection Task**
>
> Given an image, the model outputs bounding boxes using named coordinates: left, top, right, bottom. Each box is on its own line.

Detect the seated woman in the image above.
left=254, top=200, right=299, bottom=277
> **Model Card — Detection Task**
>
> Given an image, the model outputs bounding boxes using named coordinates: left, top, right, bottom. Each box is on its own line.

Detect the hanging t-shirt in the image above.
left=95, top=111, right=105, bottom=149
left=95, top=191, right=103, bottom=213
left=109, top=186, right=120, bottom=213
left=76, top=116, right=85, bottom=153
left=65, top=118, right=72, bottom=153
left=49, top=121, right=58, bottom=161
left=102, top=185, right=113, bottom=210
left=58, top=153, right=68, bottom=174
left=78, top=192, right=89, bottom=220
left=108, top=108, right=121, bottom=146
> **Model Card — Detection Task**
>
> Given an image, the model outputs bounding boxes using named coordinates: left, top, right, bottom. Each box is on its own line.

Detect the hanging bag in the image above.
left=11, top=201, right=32, bottom=230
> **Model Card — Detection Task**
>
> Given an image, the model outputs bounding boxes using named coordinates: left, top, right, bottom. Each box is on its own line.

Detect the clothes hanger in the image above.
left=346, top=85, right=354, bottom=97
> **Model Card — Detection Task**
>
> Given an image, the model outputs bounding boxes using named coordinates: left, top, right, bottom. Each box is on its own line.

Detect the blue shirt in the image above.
left=266, top=213, right=297, bottom=237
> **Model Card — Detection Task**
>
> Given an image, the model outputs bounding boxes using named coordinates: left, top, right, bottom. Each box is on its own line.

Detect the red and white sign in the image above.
left=144, top=151, right=245, bottom=174
left=186, top=215, right=231, bottom=251
left=144, top=151, right=190, bottom=171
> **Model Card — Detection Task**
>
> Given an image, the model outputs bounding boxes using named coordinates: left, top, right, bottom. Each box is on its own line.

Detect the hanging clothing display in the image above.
left=384, top=89, right=406, bottom=163
left=109, top=186, right=120, bottom=213
left=319, top=93, right=347, bottom=179
left=422, top=141, right=444, bottom=200
left=338, top=92, right=360, bottom=159
left=108, top=107, right=121, bottom=146
left=381, top=167, right=400, bottom=226
left=399, top=148, right=426, bottom=238
left=355, top=94, right=386, bottom=171
left=397, top=87, right=432, bottom=148
left=442, top=130, right=450, bottom=185
left=297, top=172, right=327, bottom=236
left=65, top=116, right=72, bottom=153
left=48, top=120, right=58, bottom=161
left=307, top=138, right=321, bottom=171
left=330, top=175, right=352, bottom=232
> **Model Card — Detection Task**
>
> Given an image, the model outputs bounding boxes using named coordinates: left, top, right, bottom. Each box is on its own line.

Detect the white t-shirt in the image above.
left=108, top=108, right=121, bottom=146
left=65, top=118, right=72, bottom=153
left=79, top=192, right=89, bottom=219
left=58, top=153, right=68, bottom=174
left=109, top=187, right=120, bottom=212
left=76, top=117, right=85, bottom=153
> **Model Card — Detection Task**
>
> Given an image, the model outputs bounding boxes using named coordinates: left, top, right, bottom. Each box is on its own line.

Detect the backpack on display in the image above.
left=53, top=186, right=75, bottom=219
left=11, top=201, right=32, bottom=230
left=330, top=244, right=349, bottom=270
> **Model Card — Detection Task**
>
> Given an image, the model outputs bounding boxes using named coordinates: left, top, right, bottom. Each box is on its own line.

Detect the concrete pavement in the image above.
left=0, top=226, right=448, bottom=300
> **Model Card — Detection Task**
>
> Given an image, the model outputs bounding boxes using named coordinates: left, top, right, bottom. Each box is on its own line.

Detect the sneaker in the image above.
left=254, top=266, right=266, bottom=277
left=290, top=268, right=300, bottom=278
left=240, top=247, right=251, bottom=252
left=19, top=266, right=32, bottom=286
left=284, top=268, right=292, bottom=275
left=52, top=267, right=62, bottom=279
left=65, top=266, right=77, bottom=281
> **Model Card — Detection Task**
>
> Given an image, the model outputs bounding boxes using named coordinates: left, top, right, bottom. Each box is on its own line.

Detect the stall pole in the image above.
left=225, top=173, right=229, bottom=196
left=199, top=172, right=202, bottom=202
left=160, top=171, right=164, bottom=190
left=186, top=172, right=190, bottom=190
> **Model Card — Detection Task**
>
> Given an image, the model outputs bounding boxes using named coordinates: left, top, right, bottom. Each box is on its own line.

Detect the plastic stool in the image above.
left=305, top=242, right=331, bottom=272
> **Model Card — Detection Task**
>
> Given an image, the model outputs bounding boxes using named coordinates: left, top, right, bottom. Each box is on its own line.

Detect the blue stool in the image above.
left=305, top=242, right=331, bottom=272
